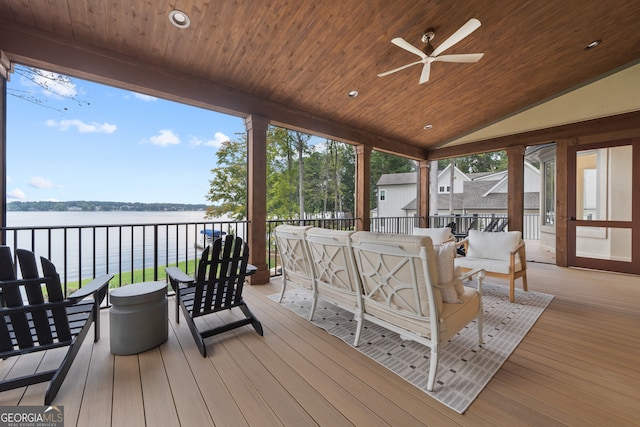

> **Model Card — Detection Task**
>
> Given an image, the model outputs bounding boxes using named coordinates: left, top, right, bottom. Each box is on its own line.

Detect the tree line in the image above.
left=205, top=126, right=507, bottom=221
left=8, top=201, right=208, bottom=212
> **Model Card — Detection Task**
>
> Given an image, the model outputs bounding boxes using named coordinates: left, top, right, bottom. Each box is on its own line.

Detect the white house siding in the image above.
left=437, top=164, right=469, bottom=194
left=376, top=183, right=416, bottom=217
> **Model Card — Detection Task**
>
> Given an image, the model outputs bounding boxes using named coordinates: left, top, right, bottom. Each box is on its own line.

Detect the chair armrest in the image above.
left=510, top=240, right=527, bottom=270
left=456, top=238, right=469, bottom=256
left=68, top=274, right=113, bottom=303
left=511, top=240, right=525, bottom=255
left=165, top=266, right=195, bottom=284
left=458, top=267, right=485, bottom=297
left=458, top=267, right=485, bottom=283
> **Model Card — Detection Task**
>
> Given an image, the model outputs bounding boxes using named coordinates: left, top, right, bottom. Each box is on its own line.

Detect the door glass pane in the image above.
left=543, top=159, right=555, bottom=225
left=576, top=146, right=632, bottom=221
left=576, top=226, right=632, bottom=262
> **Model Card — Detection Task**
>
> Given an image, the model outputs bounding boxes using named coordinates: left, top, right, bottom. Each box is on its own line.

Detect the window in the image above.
left=379, top=190, right=386, bottom=201
left=438, top=186, right=450, bottom=193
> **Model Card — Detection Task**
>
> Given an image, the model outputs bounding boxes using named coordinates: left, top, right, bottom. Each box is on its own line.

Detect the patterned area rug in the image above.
left=269, top=281, right=553, bottom=414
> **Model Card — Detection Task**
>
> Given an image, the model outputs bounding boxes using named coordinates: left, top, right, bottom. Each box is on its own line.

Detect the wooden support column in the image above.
left=506, top=145, right=525, bottom=233
left=418, top=160, right=429, bottom=227
left=245, top=115, right=269, bottom=284
left=355, top=144, right=371, bottom=231
left=554, top=138, right=574, bottom=267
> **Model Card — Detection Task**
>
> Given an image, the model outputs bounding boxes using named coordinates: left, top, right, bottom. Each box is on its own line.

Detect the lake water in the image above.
left=4, top=211, right=240, bottom=282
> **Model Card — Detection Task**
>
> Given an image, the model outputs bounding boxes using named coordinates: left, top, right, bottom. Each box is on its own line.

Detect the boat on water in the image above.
left=195, top=229, right=227, bottom=249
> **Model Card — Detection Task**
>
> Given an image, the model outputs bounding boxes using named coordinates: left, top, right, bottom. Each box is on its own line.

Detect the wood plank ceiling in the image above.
left=0, top=0, right=639, bottom=160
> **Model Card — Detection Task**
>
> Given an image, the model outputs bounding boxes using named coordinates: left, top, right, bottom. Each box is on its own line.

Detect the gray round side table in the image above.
left=109, top=281, right=168, bottom=355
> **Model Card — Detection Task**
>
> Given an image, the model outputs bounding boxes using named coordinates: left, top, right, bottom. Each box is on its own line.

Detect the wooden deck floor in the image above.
left=1, top=263, right=638, bottom=426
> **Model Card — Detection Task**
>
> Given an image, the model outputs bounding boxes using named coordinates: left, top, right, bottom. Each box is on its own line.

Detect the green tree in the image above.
left=438, top=151, right=507, bottom=174
left=267, top=127, right=304, bottom=219
left=205, top=134, right=248, bottom=220
left=303, top=140, right=355, bottom=218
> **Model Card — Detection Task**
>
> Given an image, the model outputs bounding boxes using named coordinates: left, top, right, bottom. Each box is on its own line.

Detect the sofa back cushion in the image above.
left=413, top=227, right=453, bottom=244
left=274, top=225, right=314, bottom=288
left=305, top=227, right=359, bottom=294
left=351, top=231, right=442, bottom=317
left=466, top=230, right=521, bottom=262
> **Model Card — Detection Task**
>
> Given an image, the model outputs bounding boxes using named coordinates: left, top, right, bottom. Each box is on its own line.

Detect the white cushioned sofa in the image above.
left=454, top=230, right=528, bottom=303
left=274, top=226, right=486, bottom=391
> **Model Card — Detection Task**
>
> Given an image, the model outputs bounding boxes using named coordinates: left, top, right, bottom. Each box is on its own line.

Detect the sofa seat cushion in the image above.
left=455, top=256, right=523, bottom=275
left=438, top=286, right=480, bottom=342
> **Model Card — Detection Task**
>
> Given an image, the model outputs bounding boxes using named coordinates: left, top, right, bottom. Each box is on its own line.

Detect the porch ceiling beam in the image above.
left=426, top=110, right=640, bottom=160
left=0, top=24, right=425, bottom=160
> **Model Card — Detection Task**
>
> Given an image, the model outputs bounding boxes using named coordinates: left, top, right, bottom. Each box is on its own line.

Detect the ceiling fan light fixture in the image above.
left=169, top=10, right=190, bottom=29
left=347, top=90, right=359, bottom=98
left=585, top=39, right=602, bottom=50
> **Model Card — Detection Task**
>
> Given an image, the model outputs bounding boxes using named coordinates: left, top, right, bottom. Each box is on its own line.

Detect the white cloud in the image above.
left=29, top=176, right=58, bottom=189
left=134, top=93, right=158, bottom=102
left=190, top=131, right=230, bottom=148
left=46, top=119, right=117, bottom=134
left=26, top=70, right=78, bottom=98
left=7, top=189, right=26, bottom=200
left=147, top=129, right=180, bottom=147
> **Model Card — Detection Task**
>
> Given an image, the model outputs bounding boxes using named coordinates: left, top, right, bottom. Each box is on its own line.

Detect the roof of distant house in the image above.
left=376, top=172, right=416, bottom=186
left=463, top=181, right=539, bottom=209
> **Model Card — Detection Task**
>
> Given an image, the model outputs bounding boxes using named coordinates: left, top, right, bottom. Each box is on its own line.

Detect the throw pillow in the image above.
left=433, top=242, right=462, bottom=304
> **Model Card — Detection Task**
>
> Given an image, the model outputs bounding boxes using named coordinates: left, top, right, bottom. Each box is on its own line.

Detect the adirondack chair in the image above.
left=165, top=235, right=263, bottom=357
left=0, top=247, right=112, bottom=404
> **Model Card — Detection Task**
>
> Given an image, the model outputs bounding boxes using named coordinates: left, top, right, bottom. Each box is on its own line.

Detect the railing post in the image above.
left=153, top=224, right=159, bottom=281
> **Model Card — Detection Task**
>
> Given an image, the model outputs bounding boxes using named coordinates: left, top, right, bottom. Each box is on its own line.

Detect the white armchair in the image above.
left=454, top=230, right=528, bottom=303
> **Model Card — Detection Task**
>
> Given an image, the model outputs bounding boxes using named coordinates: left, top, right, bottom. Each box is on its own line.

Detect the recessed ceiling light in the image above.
left=347, top=90, right=359, bottom=98
left=423, top=124, right=433, bottom=130
left=584, top=39, right=602, bottom=50
left=169, top=10, right=191, bottom=29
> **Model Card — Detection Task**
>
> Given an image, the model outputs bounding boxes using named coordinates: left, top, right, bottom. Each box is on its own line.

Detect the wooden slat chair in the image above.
left=165, top=235, right=263, bottom=357
left=454, top=230, right=528, bottom=303
left=0, top=247, right=112, bottom=404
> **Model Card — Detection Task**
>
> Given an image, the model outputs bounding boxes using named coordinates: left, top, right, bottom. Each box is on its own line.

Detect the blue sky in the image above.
left=7, top=67, right=246, bottom=204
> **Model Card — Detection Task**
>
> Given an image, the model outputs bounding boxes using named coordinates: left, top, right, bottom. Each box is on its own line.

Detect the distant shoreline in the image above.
left=7, top=200, right=209, bottom=212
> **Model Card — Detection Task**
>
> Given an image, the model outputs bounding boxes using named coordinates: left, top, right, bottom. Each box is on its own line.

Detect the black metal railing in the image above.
left=265, top=217, right=359, bottom=278
left=2, top=213, right=540, bottom=297
left=2, top=220, right=248, bottom=299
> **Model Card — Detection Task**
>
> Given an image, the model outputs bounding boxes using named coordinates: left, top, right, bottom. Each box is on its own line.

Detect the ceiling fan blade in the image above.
left=391, top=38, right=427, bottom=59
left=434, top=53, right=484, bottom=63
left=419, top=62, right=431, bottom=84
left=377, top=60, right=424, bottom=77
left=432, top=18, right=481, bottom=57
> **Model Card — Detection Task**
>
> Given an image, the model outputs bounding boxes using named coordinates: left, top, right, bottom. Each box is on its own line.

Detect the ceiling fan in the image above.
left=378, top=18, right=484, bottom=84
